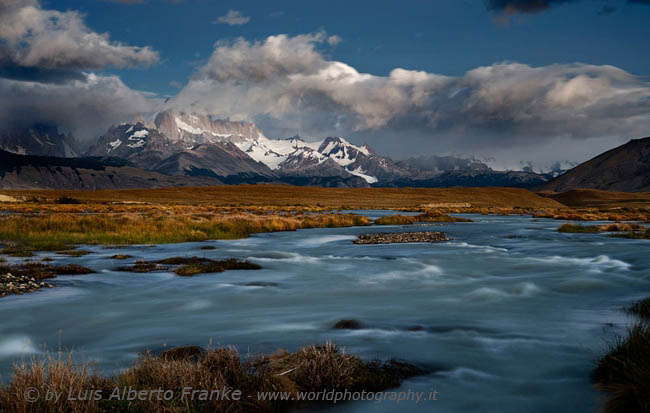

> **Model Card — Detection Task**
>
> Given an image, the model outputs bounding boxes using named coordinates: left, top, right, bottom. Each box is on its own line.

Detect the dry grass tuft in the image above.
left=0, top=353, right=111, bottom=413
left=0, top=343, right=421, bottom=412
left=626, top=297, right=650, bottom=320
left=593, top=324, right=650, bottom=413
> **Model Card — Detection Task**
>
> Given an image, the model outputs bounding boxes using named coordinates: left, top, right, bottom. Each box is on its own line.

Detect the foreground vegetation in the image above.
left=0, top=343, right=422, bottom=412
left=594, top=294, right=650, bottom=412
left=594, top=324, right=650, bottom=413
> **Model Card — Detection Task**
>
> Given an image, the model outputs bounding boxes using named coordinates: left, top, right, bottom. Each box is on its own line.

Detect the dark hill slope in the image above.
left=539, top=137, right=650, bottom=192
left=0, top=150, right=220, bottom=189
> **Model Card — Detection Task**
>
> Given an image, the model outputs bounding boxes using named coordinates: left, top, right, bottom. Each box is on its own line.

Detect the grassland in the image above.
left=0, top=185, right=561, bottom=253
left=0, top=185, right=565, bottom=209
left=0, top=212, right=371, bottom=253
left=1, top=185, right=650, bottom=253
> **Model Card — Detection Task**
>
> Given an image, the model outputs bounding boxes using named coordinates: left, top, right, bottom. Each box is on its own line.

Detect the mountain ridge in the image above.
left=1, top=110, right=582, bottom=189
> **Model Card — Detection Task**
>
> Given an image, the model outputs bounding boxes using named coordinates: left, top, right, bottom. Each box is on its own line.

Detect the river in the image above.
left=1, top=211, right=647, bottom=412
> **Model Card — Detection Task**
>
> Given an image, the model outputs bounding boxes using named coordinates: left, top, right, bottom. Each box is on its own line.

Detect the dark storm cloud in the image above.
left=485, top=0, right=571, bottom=13
left=0, top=0, right=160, bottom=142
left=0, top=63, right=87, bottom=83
left=486, top=0, right=650, bottom=14
left=0, top=74, right=159, bottom=142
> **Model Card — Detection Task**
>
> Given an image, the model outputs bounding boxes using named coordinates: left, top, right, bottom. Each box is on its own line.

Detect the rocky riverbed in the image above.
left=0, top=273, right=53, bottom=297
left=353, top=231, right=449, bottom=244
left=0, top=263, right=94, bottom=298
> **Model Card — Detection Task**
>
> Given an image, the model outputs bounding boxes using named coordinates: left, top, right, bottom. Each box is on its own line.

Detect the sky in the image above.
left=1, top=0, right=650, bottom=169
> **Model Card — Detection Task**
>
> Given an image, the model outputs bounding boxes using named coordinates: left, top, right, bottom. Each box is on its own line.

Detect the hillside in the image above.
left=0, top=150, right=221, bottom=190
left=539, top=137, right=650, bottom=192
left=541, top=188, right=650, bottom=208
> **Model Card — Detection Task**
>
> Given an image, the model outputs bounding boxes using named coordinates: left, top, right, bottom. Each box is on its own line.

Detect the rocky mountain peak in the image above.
left=153, top=109, right=266, bottom=144
left=0, top=123, right=79, bottom=158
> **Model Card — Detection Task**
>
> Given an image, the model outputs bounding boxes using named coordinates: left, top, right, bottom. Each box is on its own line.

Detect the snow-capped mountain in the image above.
left=154, top=110, right=265, bottom=145
left=87, top=120, right=274, bottom=182
left=235, top=135, right=399, bottom=184
left=82, top=110, right=557, bottom=188
left=88, top=109, right=409, bottom=185
left=87, top=122, right=180, bottom=167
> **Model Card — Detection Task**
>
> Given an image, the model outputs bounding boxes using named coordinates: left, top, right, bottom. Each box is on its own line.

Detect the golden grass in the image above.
left=0, top=212, right=371, bottom=252
left=558, top=223, right=649, bottom=238
left=0, top=352, right=110, bottom=413
left=0, top=185, right=564, bottom=209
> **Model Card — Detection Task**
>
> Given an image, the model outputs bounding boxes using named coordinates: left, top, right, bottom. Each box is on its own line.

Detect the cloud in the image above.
left=0, top=73, right=159, bottom=141
left=0, top=0, right=160, bottom=143
left=327, top=35, right=342, bottom=46
left=100, top=0, right=146, bottom=4
left=0, top=0, right=159, bottom=83
left=170, top=32, right=650, bottom=162
left=485, top=0, right=570, bottom=14
left=486, top=0, right=650, bottom=15
left=214, top=10, right=250, bottom=26
left=598, top=5, right=618, bottom=14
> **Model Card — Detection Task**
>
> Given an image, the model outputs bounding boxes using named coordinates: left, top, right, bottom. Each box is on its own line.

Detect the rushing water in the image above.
left=1, top=211, right=649, bottom=412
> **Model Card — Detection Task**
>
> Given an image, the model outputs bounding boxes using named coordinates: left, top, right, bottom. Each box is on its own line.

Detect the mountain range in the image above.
left=0, top=109, right=593, bottom=190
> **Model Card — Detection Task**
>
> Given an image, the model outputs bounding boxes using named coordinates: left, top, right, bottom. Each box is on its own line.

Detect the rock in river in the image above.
left=353, top=231, right=449, bottom=244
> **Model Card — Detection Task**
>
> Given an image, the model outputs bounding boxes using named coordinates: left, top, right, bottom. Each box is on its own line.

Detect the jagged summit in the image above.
left=153, top=110, right=265, bottom=144
left=0, top=124, right=79, bottom=158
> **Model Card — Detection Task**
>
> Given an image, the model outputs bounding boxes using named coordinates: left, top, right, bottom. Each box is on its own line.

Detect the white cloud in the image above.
left=169, top=32, right=650, bottom=162
left=327, top=35, right=342, bottom=46
left=214, top=10, right=250, bottom=26
left=0, top=0, right=159, bottom=73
